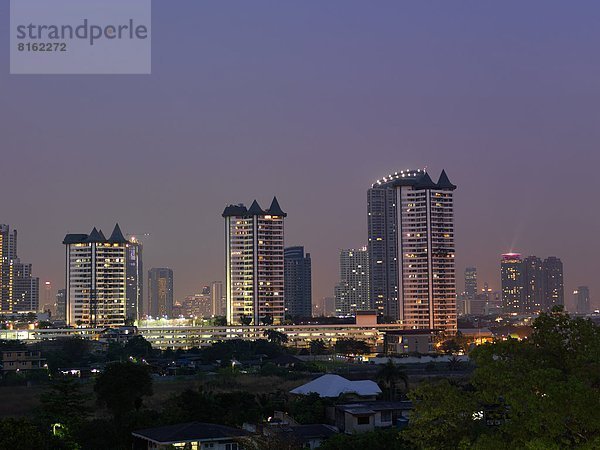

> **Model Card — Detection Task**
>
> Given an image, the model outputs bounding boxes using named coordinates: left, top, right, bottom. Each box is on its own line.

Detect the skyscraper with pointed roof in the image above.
left=223, top=197, right=286, bottom=325
left=367, top=169, right=457, bottom=332
left=63, top=224, right=129, bottom=327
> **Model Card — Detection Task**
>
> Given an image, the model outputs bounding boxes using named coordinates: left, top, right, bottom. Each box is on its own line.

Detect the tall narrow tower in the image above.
left=367, top=169, right=457, bottom=332
left=223, top=197, right=286, bottom=326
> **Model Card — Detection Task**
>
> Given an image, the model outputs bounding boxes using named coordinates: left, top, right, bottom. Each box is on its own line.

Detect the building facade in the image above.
left=125, top=238, right=143, bottom=322
left=335, top=247, right=370, bottom=317
left=223, top=197, right=286, bottom=326
left=574, top=286, right=590, bottom=314
left=284, top=246, right=312, bottom=319
left=147, top=268, right=174, bottom=318
left=211, top=281, right=225, bottom=317
left=367, top=169, right=457, bottom=331
left=55, top=288, right=67, bottom=320
left=63, top=225, right=128, bottom=327
left=0, top=224, right=39, bottom=313
left=543, top=256, right=564, bottom=310
left=501, top=253, right=523, bottom=314
left=523, top=256, right=544, bottom=314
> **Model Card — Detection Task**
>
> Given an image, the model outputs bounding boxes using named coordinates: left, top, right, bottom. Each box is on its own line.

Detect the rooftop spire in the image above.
left=108, top=223, right=128, bottom=244
left=267, top=196, right=287, bottom=217
left=248, top=200, right=266, bottom=216
left=436, top=170, right=457, bottom=190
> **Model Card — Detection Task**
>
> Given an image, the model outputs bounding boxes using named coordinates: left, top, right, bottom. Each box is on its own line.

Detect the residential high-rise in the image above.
left=223, top=197, right=286, bottom=326
left=284, top=246, right=312, bottom=319
left=523, top=256, right=544, bottom=313
left=147, top=268, right=174, bottom=318
left=367, top=169, right=457, bottom=331
left=334, top=247, right=370, bottom=317
left=574, top=286, right=590, bottom=314
left=63, top=224, right=128, bottom=327
left=1, top=224, right=39, bottom=313
left=211, top=281, right=225, bottom=317
left=126, top=237, right=143, bottom=321
left=501, top=253, right=524, bottom=314
left=543, top=257, right=564, bottom=310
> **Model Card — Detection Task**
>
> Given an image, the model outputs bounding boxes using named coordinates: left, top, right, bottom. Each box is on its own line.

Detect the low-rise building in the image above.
left=1, top=350, right=45, bottom=372
left=132, top=422, right=248, bottom=450
left=335, top=401, right=412, bottom=434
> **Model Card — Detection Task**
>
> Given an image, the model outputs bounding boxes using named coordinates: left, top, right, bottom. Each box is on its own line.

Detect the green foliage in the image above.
left=309, top=339, right=329, bottom=355
left=320, top=428, right=413, bottom=450
left=286, top=392, right=329, bottom=424
left=377, top=360, right=409, bottom=400
left=198, top=339, right=286, bottom=363
left=94, top=361, right=153, bottom=418
left=334, top=338, right=371, bottom=355
left=406, top=309, right=600, bottom=449
left=0, top=418, right=65, bottom=450
left=263, top=329, right=289, bottom=345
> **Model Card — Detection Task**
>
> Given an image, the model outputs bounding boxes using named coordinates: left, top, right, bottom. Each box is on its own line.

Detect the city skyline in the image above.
left=2, top=2, right=600, bottom=311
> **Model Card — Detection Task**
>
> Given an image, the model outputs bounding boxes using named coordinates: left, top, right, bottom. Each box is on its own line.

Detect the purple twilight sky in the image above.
left=1, top=1, right=600, bottom=310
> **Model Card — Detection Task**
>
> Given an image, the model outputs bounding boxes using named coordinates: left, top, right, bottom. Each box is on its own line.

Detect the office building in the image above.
left=367, top=169, right=457, bottom=331
left=543, top=257, right=564, bottom=310
left=574, top=286, right=590, bottom=314
left=147, top=268, right=174, bottom=318
left=55, top=289, right=67, bottom=320
left=63, top=224, right=129, bottom=327
left=223, top=197, right=286, bottom=325
left=501, top=253, right=524, bottom=314
left=211, top=281, right=225, bottom=317
left=523, top=256, right=544, bottom=313
left=335, top=247, right=370, bottom=317
left=126, top=237, right=143, bottom=321
left=284, top=246, right=312, bottom=319
left=464, top=267, right=477, bottom=300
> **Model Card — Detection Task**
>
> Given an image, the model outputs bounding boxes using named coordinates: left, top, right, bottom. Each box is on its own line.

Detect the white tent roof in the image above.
left=290, top=374, right=382, bottom=398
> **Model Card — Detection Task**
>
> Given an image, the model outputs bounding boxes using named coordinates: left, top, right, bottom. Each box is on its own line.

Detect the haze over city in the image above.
left=2, top=1, right=599, bottom=309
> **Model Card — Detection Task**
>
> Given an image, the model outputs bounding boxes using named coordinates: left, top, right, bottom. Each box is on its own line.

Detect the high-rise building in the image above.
left=211, top=281, right=225, bottom=317
left=284, top=246, right=312, bottom=319
left=543, top=257, right=564, bottom=311
left=523, top=256, right=544, bottom=313
left=334, top=247, right=370, bottom=317
left=1, top=224, right=39, bottom=313
left=126, top=237, right=143, bottom=321
left=367, top=169, right=457, bottom=331
left=55, top=289, right=67, bottom=320
left=501, top=253, right=523, bottom=314
left=223, top=197, right=286, bottom=326
left=63, top=224, right=129, bottom=327
left=464, top=267, right=477, bottom=300
left=574, top=286, right=590, bottom=314
left=147, top=268, right=174, bottom=318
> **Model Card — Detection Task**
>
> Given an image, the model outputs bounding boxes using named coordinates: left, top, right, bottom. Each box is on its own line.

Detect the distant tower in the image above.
left=223, top=197, right=286, bottom=325
left=523, top=256, right=544, bottom=313
left=574, top=286, right=590, bottom=314
left=1, top=224, right=38, bottom=313
left=63, top=224, right=128, bottom=327
left=126, top=238, right=143, bottom=321
left=501, top=253, right=524, bottom=314
left=464, top=268, right=478, bottom=300
left=335, top=247, right=370, bottom=317
left=543, top=257, right=564, bottom=311
left=55, top=289, right=67, bottom=320
left=367, top=169, right=457, bottom=331
left=284, top=246, right=312, bottom=319
left=147, top=268, right=174, bottom=317
left=211, top=281, right=225, bottom=317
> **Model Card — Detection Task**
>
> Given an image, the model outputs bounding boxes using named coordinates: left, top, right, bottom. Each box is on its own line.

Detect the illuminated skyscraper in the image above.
left=543, top=256, right=564, bottom=311
left=147, top=268, right=173, bottom=317
left=464, top=267, right=478, bottom=300
left=501, top=253, right=524, bottom=314
left=284, top=246, right=312, bottom=319
left=1, top=224, right=39, bottom=313
left=211, top=281, right=225, bottom=317
left=367, top=169, right=457, bottom=331
left=523, top=256, right=544, bottom=313
left=335, top=247, right=370, bottom=317
left=126, top=238, right=143, bottom=321
left=63, top=224, right=128, bottom=327
left=223, top=197, right=286, bottom=325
